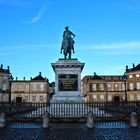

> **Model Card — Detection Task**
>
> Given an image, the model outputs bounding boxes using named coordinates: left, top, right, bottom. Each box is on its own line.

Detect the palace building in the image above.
left=81, top=64, right=140, bottom=102
left=1, top=63, right=140, bottom=103
left=0, top=64, right=12, bottom=102
left=125, top=64, right=140, bottom=101
left=11, top=72, right=49, bottom=102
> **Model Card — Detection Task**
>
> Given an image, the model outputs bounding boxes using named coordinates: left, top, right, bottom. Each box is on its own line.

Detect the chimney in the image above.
left=16, top=77, right=18, bottom=80
left=23, top=77, right=25, bottom=80
left=133, top=63, right=135, bottom=68
left=1, top=64, right=3, bottom=69
left=30, top=77, right=32, bottom=80
left=94, top=72, right=96, bottom=76
left=39, top=72, right=41, bottom=76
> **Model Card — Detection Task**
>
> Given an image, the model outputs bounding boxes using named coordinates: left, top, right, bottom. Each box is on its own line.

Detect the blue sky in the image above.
left=0, top=0, right=140, bottom=82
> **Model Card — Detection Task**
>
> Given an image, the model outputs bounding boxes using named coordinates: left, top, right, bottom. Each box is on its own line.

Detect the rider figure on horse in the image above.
left=61, top=26, right=76, bottom=59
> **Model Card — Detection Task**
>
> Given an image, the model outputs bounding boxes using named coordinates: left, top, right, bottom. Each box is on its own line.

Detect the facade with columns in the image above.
left=11, top=72, right=49, bottom=102
left=0, top=64, right=11, bottom=102
left=81, top=64, right=140, bottom=102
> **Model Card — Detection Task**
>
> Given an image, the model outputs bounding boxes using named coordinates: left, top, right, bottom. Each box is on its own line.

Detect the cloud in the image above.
left=0, top=43, right=56, bottom=56
left=80, top=41, right=140, bottom=55
left=27, top=6, right=46, bottom=24
left=0, top=52, right=15, bottom=56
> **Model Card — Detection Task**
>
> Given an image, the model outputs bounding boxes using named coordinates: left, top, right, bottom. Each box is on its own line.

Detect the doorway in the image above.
left=16, top=97, right=22, bottom=102
left=114, top=96, right=120, bottom=102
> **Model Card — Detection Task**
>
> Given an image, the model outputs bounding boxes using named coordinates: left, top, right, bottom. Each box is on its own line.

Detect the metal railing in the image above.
left=0, top=101, right=140, bottom=122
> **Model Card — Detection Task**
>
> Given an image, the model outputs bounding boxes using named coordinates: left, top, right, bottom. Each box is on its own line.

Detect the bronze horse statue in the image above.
left=61, top=37, right=75, bottom=59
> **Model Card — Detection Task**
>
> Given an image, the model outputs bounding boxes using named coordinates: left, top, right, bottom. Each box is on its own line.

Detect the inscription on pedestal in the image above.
left=58, top=74, right=78, bottom=91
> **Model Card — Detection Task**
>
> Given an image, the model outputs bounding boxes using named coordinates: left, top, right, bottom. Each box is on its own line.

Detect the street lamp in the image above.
left=106, top=82, right=108, bottom=102
left=9, top=74, right=14, bottom=102
left=122, top=74, right=127, bottom=102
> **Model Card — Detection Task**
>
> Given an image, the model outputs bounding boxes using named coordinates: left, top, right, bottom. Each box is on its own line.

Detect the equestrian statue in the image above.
left=60, top=26, right=75, bottom=59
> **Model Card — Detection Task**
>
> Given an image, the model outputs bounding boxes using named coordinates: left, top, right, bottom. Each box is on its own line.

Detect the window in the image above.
left=92, top=84, right=96, bottom=91
left=32, top=96, right=36, bottom=102
left=129, top=83, right=134, bottom=90
left=100, top=95, right=104, bottom=101
left=40, top=85, right=44, bottom=92
left=99, top=84, right=104, bottom=91
left=114, top=83, right=119, bottom=91
left=137, top=94, right=140, bottom=100
left=2, top=76, right=7, bottom=81
left=129, top=75, right=133, bottom=78
left=2, top=84, right=6, bottom=91
left=136, top=82, right=140, bottom=90
left=33, top=84, right=37, bottom=92
left=19, top=84, right=24, bottom=91
left=121, top=83, right=125, bottom=91
left=25, top=85, right=29, bottom=92
left=25, top=96, right=28, bottom=102
left=130, top=95, right=134, bottom=101
left=40, top=96, right=44, bottom=101
left=108, top=95, right=112, bottom=101
left=92, top=95, right=97, bottom=101
left=107, top=83, right=111, bottom=91
left=136, top=74, right=140, bottom=78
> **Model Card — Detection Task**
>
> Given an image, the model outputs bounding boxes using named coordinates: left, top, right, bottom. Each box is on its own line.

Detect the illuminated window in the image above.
left=136, top=82, right=140, bottom=90
left=100, top=95, right=104, bottom=101
left=136, top=74, right=140, bottom=78
left=121, top=83, right=125, bottom=91
left=137, top=94, right=140, bottom=100
left=99, top=84, right=104, bottom=91
left=114, top=83, right=119, bottom=91
left=92, top=95, right=97, bottom=101
left=129, top=75, right=133, bottom=78
left=108, top=95, right=112, bottom=101
left=129, top=83, right=134, bottom=90
left=107, top=83, right=111, bottom=91
left=130, top=95, right=134, bottom=101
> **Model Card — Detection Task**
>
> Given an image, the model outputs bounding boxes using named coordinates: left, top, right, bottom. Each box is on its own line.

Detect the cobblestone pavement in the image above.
left=0, top=123, right=140, bottom=140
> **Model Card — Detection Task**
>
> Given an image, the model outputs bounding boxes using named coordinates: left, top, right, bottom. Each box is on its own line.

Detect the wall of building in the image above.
left=11, top=80, right=49, bottom=103
left=0, top=65, right=11, bottom=102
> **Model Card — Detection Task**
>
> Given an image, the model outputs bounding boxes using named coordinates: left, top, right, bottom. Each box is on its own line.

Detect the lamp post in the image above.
left=122, top=74, right=127, bottom=102
left=9, top=74, right=14, bottom=102
left=106, top=82, right=108, bottom=102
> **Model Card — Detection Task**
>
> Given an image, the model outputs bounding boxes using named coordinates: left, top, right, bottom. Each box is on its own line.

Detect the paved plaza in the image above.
left=0, top=123, right=140, bottom=140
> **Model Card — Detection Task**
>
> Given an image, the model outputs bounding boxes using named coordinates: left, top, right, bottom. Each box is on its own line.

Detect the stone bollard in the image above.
left=42, top=111, right=50, bottom=129
left=87, top=111, right=95, bottom=129
left=130, top=112, right=138, bottom=128
left=0, top=113, right=6, bottom=128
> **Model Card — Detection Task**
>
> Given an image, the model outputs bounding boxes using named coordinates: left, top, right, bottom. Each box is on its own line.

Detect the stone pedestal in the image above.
left=51, top=58, right=85, bottom=102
